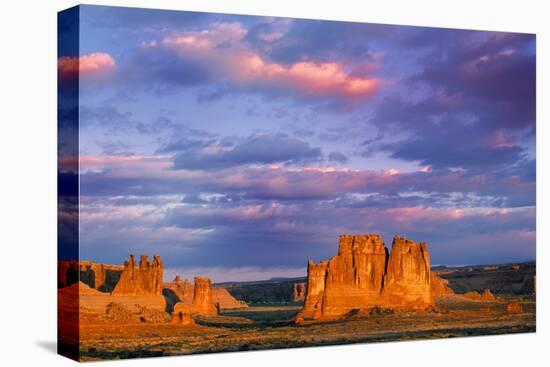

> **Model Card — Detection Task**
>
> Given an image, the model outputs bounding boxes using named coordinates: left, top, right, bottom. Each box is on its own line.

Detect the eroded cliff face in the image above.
left=300, top=234, right=437, bottom=320
left=430, top=273, right=454, bottom=296
left=301, top=260, right=328, bottom=319
left=171, top=303, right=195, bottom=325
left=58, top=260, right=123, bottom=292
left=80, top=262, right=123, bottom=292
left=318, top=235, right=388, bottom=317
left=381, top=236, right=432, bottom=308
left=213, top=288, right=248, bottom=309
left=165, top=276, right=247, bottom=309
left=463, top=289, right=499, bottom=301
left=112, top=254, right=163, bottom=295
left=166, top=276, right=218, bottom=317
left=166, top=276, right=194, bottom=303
left=191, top=277, right=217, bottom=316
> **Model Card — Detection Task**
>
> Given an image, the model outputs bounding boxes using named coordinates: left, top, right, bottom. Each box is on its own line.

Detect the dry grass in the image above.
left=76, top=295, right=535, bottom=361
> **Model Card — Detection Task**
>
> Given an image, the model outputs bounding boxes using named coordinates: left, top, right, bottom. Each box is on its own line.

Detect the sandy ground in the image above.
left=72, top=295, right=535, bottom=361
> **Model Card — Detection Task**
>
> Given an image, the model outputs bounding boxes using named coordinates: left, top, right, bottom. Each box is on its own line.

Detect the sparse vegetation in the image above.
left=78, top=296, right=535, bottom=361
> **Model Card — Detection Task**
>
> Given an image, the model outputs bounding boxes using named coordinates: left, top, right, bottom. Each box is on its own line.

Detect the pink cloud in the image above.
left=386, top=207, right=465, bottom=225
left=79, top=155, right=171, bottom=174
left=486, top=131, right=515, bottom=148
left=156, top=22, right=381, bottom=99
left=58, top=52, right=115, bottom=78
left=78, top=155, right=534, bottom=207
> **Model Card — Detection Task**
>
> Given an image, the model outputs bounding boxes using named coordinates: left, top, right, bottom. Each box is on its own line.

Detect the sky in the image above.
left=59, top=5, right=536, bottom=282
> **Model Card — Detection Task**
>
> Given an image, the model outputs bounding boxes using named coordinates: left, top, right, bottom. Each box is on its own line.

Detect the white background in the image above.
left=0, top=0, right=547, bottom=366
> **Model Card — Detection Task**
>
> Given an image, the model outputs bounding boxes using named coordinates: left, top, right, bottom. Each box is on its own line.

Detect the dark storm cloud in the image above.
left=81, top=5, right=209, bottom=32
left=118, top=47, right=213, bottom=91
left=76, top=8, right=536, bottom=272
left=416, top=33, right=535, bottom=130
left=94, top=16, right=382, bottom=109
left=171, top=134, right=322, bottom=170
left=122, top=197, right=533, bottom=267
left=80, top=104, right=136, bottom=131
left=363, top=32, right=535, bottom=174
left=79, top=157, right=534, bottom=208
left=384, top=123, right=525, bottom=170
left=328, top=152, right=348, bottom=164
left=245, top=19, right=389, bottom=66
left=156, top=138, right=211, bottom=154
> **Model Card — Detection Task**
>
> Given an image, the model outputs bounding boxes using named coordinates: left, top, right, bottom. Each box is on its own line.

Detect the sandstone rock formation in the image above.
left=74, top=281, right=103, bottom=296
left=291, top=283, right=306, bottom=302
left=463, top=289, right=499, bottom=301
left=300, top=234, right=436, bottom=321
left=165, top=275, right=247, bottom=309
left=58, top=260, right=79, bottom=288
left=463, top=291, right=482, bottom=300
left=102, top=301, right=170, bottom=323
left=58, top=260, right=124, bottom=291
left=112, top=254, right=163, bottom=295
left=58, top=279, right=168, bottom=324
left=58, top=281, right=102, bottom=302
left=301, top=260, right=328, bottom=319
left=430, top=273, right=455, bottom=296
left=165, top=276, right=194, bottom=303
left=213, top=288, right=248, bottom=309
left=79, top=261, right=123, bottom=292
left=381, top=236, right=432, bottom=308
left=480, top=289, right=498, bottom=301
left=506, top=300, right=523, bottom=314
left=191, top=277, right=217, bottom=316
left=172, top=303, right=195, bottom=325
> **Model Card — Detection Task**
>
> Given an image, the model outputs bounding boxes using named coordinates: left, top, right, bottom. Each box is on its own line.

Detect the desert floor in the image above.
left=76, top=294, right=535, bottom=361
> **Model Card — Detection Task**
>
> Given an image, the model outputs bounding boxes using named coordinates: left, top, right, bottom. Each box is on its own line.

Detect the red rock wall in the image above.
left=321, top=234, right=388, bottom=317
left=165, top=276, right=194, bottom=303
left=213, top=288, right=248, bottom=309
left=112, top=254, right=163, bottom=295
left=165, top=276, right=247, bottom=309
left=191, top=277, right=217, bottom=315
left=430, top=273, right=454, bottom=296
left=80, top=261, right=123, bottom=292
left=302, top=260, right=328, bottom=319
left=381, top=236, right=432, bottom=308
left=301, top=234, right=437, bottom=320
left=58, top=260, right=123, bottom=292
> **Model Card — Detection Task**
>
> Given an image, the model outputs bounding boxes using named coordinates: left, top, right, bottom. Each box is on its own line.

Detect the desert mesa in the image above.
left=298, top=234, right=453, bottom=321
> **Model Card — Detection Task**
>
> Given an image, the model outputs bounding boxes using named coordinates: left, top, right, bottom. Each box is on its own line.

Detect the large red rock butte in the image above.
left=300, top=234, right=448, bottom=320
left=112, top=254, right=163, bottom=295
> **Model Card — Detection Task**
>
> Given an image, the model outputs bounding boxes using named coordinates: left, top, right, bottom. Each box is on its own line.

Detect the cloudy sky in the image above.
left=59, top=5, right=535, bottom=282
